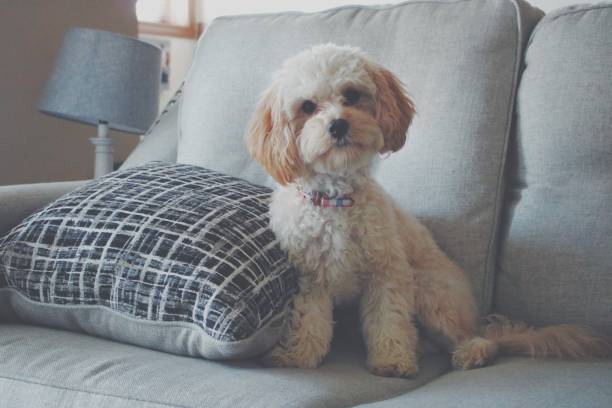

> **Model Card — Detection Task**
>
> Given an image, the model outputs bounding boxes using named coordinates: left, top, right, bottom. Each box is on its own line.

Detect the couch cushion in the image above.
left=0, top=162, right=296, bottom=359
left=178, top=0, right=543, bottom=311
left=495, top=4, right=612, bottom=335
left=0, top=323, right=449, bottom=408
left=356, top=357, right=612, bottom=408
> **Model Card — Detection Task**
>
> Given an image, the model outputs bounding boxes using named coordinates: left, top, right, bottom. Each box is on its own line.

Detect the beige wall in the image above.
left=0, top=0, right=139, bottom=186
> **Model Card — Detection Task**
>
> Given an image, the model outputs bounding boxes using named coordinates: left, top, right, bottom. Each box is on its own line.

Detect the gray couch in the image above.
left=1, top=1, right=611, bottom=407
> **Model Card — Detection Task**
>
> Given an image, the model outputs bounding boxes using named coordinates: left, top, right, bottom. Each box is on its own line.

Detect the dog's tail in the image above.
left=481, top=314, right=612, bottom=359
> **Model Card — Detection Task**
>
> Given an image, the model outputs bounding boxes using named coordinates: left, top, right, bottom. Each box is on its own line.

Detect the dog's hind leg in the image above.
left=394, top=210, right=497, bottom=369
left=413, top=254, right=498, bottom=370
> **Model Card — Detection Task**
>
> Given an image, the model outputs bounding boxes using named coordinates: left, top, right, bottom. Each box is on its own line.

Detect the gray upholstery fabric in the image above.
left=0, top=379, right=166, bottom=408
left=0, top=180, right=86, bottom=237
left=495, top=4, right=612, bottom=335
left=357, top=357, right=612, bottom=408
left=0, top=323, right=449, bottom=408
left=178, top=0, right=543, bottom=311
left=120, top=86, right=181, bottom=169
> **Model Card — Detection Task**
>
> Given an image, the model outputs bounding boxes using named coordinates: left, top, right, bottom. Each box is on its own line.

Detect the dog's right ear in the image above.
left=245, top=81, right=304, bottom=185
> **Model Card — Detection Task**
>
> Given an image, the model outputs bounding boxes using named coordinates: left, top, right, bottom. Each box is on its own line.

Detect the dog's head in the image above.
left=245, top=43, right=415, bottom=185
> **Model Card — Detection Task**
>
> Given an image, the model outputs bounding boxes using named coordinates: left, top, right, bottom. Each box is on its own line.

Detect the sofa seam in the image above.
left=526, top=3, right=612, bottom=49
left=480, top=0, right=529, bottom=313
left=543, top=3, right=612, bottom=21
left=0, top=374, right=188, bottom=408
left=144, top=84, right=183, bottom=138
left=210, top=0, right=471, bottom=22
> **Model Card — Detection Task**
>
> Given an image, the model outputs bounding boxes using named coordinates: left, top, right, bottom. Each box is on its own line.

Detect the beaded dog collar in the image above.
left=297, top=186, right=355, bottom=208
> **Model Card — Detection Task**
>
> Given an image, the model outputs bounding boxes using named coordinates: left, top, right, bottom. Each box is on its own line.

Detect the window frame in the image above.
left=138, top=0, right=202, bottom=39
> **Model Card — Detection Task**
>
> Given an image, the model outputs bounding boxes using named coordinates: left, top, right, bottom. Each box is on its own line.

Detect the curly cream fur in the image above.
left=246, top=44, right=611, bottom=377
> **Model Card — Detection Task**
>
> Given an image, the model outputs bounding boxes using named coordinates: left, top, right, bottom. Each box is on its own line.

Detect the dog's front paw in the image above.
left=367, top=350, right=419, bottom=378
left=261, top=345, right=323, bottom=369
left=452, top=337, right=498, bottom=370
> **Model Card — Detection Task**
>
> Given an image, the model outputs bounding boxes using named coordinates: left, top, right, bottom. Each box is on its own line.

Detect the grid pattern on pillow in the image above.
left=0, top=162, right=296, bottom=344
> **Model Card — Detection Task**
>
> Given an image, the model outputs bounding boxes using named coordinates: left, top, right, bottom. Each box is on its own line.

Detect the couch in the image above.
left=1, top=1, right=611, bottom=407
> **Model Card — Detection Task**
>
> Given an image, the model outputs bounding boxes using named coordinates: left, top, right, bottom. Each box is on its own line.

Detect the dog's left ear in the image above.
left=366, top=63, right=415, bottom=153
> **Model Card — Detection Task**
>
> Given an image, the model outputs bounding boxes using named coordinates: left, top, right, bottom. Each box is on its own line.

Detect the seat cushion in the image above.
left=495, top=4, right=612, bottom=335
left=357, top=356, right=612, bottom=408
left=0, top=323, right=449, bottom=408
left=178, top=0, right=543, bottom=311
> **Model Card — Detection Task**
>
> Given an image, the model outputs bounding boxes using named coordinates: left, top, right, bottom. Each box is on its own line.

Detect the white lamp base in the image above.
left=89, top=121, right=114, bottom=178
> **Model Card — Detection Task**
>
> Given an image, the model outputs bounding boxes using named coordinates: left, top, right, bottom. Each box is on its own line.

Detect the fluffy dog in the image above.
left=245, top=43, right=610, bottom=377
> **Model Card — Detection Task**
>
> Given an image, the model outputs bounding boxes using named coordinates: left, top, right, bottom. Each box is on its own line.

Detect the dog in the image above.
left=245, top=43, right=611, bottom=377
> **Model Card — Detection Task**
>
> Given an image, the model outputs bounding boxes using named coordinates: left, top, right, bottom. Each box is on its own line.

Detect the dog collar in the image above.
left=297, top=186, right=355, bottom=208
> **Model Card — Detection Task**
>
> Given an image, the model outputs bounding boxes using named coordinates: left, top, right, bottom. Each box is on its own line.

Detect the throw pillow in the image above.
left=0, top=162, right=296, bottom=359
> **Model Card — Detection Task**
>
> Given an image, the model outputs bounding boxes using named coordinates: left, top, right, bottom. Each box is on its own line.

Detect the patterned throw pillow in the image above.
left=0, top=162, right=296, bottom=359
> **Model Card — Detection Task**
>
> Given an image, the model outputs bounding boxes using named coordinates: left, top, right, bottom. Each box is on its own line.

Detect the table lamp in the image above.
left=39, top=27, right=161, bottom=178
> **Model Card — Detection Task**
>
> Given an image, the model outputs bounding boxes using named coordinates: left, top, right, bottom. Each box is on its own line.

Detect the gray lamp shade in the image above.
left=39, top=27, right=161, bottom=134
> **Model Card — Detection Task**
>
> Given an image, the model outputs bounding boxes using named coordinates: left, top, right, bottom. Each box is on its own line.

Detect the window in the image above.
left=137, top=0, right=201, bottom=38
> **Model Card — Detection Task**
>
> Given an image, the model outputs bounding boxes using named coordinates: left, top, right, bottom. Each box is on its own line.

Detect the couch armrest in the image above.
left=0, top=180, right=87, bottom=237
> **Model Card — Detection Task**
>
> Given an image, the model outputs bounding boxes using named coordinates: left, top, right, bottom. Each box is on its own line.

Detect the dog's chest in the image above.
left=270, top=188, right=367, bottom=304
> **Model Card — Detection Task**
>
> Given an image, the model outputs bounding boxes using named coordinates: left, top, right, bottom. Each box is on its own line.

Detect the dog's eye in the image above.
left=301, top=100, right=317, bottom=114
left=343, top=89, right=361, bottom=106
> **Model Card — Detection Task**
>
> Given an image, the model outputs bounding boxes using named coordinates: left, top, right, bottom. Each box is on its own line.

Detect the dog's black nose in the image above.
left=328, top=119, right=349, bottom=139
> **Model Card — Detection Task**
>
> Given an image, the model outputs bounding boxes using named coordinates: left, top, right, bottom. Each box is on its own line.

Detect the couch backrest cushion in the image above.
left=178, top=0, right=542, bottom=311
left=495, top=4, right=612, bottom=334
